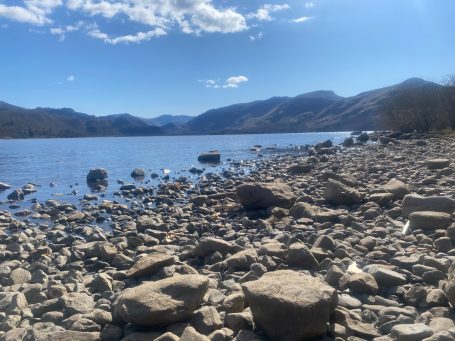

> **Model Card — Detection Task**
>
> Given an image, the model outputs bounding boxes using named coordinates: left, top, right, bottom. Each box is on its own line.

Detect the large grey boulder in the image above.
left=115, top=274, right=209, bottom=326
left=242, top=270, right=337, bottom=340
left=324, top=179, right=363, bottom=206
left=236, top=182, right=296, bottom=209
left=401, top=194, right=455, bottom=217
left=408, top=211, right=452, bottom=230
left=86, top=168, right=108, bottom=182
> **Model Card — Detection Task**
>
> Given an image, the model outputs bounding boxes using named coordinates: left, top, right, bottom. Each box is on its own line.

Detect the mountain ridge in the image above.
left=0, top=78, right=444, bottom=138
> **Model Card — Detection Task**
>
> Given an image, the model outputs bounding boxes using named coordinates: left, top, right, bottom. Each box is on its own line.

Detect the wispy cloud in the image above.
left=0, top=0, right=62, bottom=25
left=87, top=27, right=167, bottom=45
left=67, top=75, right=75, bottom=82
left=305, top=2, right=316, bottom=9
left=290, top=16, right=313, bottom=23
left=249, top=31, right=263, bottom=41
left=248, top=4, right=290, bottom=22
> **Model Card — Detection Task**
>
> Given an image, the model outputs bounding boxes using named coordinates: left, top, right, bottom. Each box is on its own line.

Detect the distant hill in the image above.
left=143, top=114, right=193, bottom=127
left=182, top=78, right=443, bottom=134
left=0, top=103, right=163, bottom=138
left=0, top=78, right=448, bottom=138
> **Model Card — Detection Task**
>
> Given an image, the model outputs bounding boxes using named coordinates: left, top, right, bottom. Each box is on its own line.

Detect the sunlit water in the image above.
left=0, top=132, right=351, bottom=207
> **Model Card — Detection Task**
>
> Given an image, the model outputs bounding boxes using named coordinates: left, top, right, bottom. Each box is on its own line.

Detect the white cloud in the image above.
left=67, top=75, right=75, bottom=81
left=0, top=0, right=62, bottom=25
left=50, top=21, right=86, bottom=41
left=290, top=16, right=312, bottom=23
left=248, top=4, right=290, bottom=21
left=87, top=27, right=167, bottom=44
left=204, top=75, right=248, bottom=89
left=67, top=0, right=247, bottom=35
left=305, top=2, right=315, bottom=9
left=249, top=31, right=263, bottom=41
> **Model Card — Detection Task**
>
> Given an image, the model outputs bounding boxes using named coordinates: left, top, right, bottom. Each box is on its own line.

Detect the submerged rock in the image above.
left=198, top=151, right=221, bottom=163
left=86, top=168, right=108, bottom=182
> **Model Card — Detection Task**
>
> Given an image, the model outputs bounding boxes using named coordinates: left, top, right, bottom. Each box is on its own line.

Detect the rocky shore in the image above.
left=2, top=133, right=455, bottom=340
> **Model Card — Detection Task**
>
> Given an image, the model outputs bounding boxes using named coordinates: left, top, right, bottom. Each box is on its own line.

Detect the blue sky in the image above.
left=0, top=0, right=454, bottom=117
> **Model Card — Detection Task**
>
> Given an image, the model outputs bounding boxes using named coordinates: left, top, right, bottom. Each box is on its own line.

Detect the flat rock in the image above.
left=390, top=323, right=434, bottom=341
left=115, top=274, right=209, bottom=326
left=408, top=211, right=452, bottom=230
left=401, top=194, right=455, bottom=217
left=242, top=270, right=337, bottom=340
left=426, top=159, right=451, bottom=170
left=382, top=179, right=410, bottom=199
left=127, top=253, right=175, bottom=278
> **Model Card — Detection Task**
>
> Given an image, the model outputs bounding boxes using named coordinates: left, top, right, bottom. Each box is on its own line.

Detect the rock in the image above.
left=343, top=137, right=354, bottom=147
left=131, top=168, right=145, bottom=178
left=190, top=306, right=223, bottom=335
left=409, top=211, right=452, bottom=230
left=344, top=272, right=378, bottom=295
left=242, top=270, right=337, bottom=340
left=180, top=326, right=210, bottom=341
left=367, top=265, right=406, bottom=287
left=198, top=151, right=221, bottom=163
left=8, top=268, right=31, bottom=285
left=60, top=293, right=95, bottom=316
left=236, top=182, right=296, bottom=209
left=401, top=194, right=455, bottom=217
left=444, top=263, right=455, bottom=306
left=33, top=331, right=101, bottom=341
left=115, top=274, right=209, bottom=326
left=382, top=179, right=410, bottom=199
left=224, top=249, right=258, bottom=270
left=0, top=182, right=11, bottom=191
left=390, top=323, right=434, bottom=341
left=127, top=253, right=175, bottom=278
left=324, top=179, right=363, bottom=206
left=86, top=168, right=108, bottom=182
left=192, top=238, right=235, bottom=257
left=357, top=132, right=369, bottom=142
left=286, top=243, right=319, bottom=270
left=7, top=189, right=24, bottom=201
left=426, top=159, right=451, bottom=170
left=287, top=163, right=313, bottom=174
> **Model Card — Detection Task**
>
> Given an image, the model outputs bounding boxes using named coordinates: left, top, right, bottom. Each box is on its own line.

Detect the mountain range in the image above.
left=0, top=78, right=442, bottom=138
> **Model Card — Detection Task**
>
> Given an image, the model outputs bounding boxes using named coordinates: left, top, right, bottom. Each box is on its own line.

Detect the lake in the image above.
left=0, top=132, right=351, bottom=205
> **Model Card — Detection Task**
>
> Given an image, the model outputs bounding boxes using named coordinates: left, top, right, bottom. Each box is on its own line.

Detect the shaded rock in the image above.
left=324, top=179, right=363, bottom=206
left=401, top=194, right=455, bottom=217
left=382, top=178, right=410, bottom=199
left=242, top=270, right=337, bottom=340
left=236, top=182, right=296, bottom=209
left=86, top=168, right=108, bottom=182
left=192, top=238, right=235, bottom=257
left=131, top=168, right=145, bottom=178
left=115, top=274, right=209, bottom=326
left=286, top=243, right=319, bottom=270
left=7, top=189, right=24, bottom=201
left=198, top=151, right=220, bottom=163
left=0, top=182, right=11, bottom=191
left=409, top=211, right=452, bottom=230
left=426, top=159, right=450, bottom=170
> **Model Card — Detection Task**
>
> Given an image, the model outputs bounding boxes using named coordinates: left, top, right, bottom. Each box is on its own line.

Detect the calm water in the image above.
left=0, top=132, right=351, bottom=205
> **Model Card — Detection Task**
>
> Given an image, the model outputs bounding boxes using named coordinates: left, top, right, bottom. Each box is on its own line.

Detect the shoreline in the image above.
left=1, top=132, right=455, bottom=340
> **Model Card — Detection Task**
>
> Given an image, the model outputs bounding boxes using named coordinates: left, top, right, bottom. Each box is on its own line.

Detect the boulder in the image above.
left=382, top=179, right=410, bottom=199
left=242, top=270, right=337, bottom=340
left=426, top=159, right=450, bottom=170
left=401, top=194, right=455, bottom=217
left=131, top=168, right=145, bottom=178
left=287, top=163, right=313, bottom=174
left=344, top=272, right=378, bottom=295
left=444, top=263, right=455, bottom=306
left=236, top=182, right=296, bottom=209
left=127, top=253, right=175, bottom=278
left=86, top=169, right=108, bottom=182
left=115, top=274, right=209, bottom=326
left=408, top=211, right=452, bottom=230
left=357, top=132, right=369, bottom=142
left=324, top=179, right=363, bottom=206
left=198, top=151, right=221, bottom=163
left=286, top=243, right=319, bottom=270
left=192, top=238, right=236, bottom=257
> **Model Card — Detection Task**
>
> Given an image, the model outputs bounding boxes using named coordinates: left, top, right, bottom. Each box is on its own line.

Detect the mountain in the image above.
left=0, top=103, right=163, bottom=138
left=0, top=78, right=445, bottom=138
left=182, top=78, right=442, bottom=134
left=143, top=114, right=193, bottom=127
